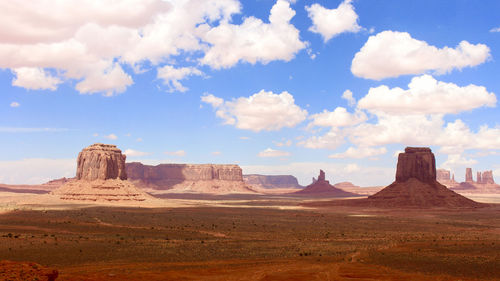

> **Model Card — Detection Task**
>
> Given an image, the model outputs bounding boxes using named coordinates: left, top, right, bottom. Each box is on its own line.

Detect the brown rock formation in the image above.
left=291, top=170, right=357, bottom=197
left=77, top=143, right=127, bottom=181
left=243, top=174, right=302, bottom=189
left=481, top=170, right=495, bottom=184
left=126, top=162, right=254, bottom=194
left=51, top=144, right=150, bottom=201
left=436, top=169, right=450, bottom=182
left=396, top=147, right=436, bottom=183
left=477, top=172, right=482, bottom=184
left=328, top=147, right=483, bottom=208
left=465, top=168, right=473, bottom=183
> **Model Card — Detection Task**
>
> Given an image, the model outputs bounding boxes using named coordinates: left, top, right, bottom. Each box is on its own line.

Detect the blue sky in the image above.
left=1, top=0, right=499, bottom=186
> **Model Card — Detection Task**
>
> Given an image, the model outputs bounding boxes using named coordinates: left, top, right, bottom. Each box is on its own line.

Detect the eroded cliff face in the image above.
left=76, top=143, right=127, bottom=181
left=51, top=144, right=149, bottom=201
left=395, top=147, right=436, bottom=183
left=126, top=162, right=252, bottom=193
left=243, top=174, right=302, bottom=189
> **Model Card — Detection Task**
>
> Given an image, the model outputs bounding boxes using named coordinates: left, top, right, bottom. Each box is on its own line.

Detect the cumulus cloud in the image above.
left=10, top=102, right=20, bottom=108
left=157, top=65, right=203, bottom=93
left=309, top=107, right=366, bottom=128
left=0, top=158, right=75, bottom=185
left=202, top=90, right=307, bottom=132
left=358, top=75, right=496, bottom=115
left=258, top=148, right=290, bottom=158
left=164, top=150, right=186, bottom=157
left=0, top=0, right=305, bottom=95
left=490, top=27, right=500, bottom=33
left=305, top=0, right=361, bottom=42
left=104, top=133, right=118, bottom=140
left=200, top=0, right=306, bottom=68
left=12, top=67, right=62, bottom=90
left=441, top=154, right=478, bottom=170
left=351, top=31, right=491, bottom=80
left=302, top=75, right=500, bottom=153
left=341, top=89, right=356, bottom=107
left=124, top=149, right=150, bottom=157
left=329, top=146, right=387, bottom=159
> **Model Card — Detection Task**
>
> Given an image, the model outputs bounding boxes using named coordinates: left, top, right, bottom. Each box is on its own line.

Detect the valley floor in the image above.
left=0, top=198, right=499, bottom=280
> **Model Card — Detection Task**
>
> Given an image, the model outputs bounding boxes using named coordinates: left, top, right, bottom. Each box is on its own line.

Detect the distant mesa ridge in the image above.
left=126, top=162, right=254, bottom=193
left=243, top=174, right=302, bottom=189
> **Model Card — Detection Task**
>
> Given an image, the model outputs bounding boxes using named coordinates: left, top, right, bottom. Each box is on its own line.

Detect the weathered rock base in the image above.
left=51, top=179, right=150, bottom=201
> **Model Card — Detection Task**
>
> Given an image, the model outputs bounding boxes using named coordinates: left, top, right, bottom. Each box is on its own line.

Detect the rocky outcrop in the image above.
left=366, top=147, right=482, bottom=207
left=291, top=170, right=357, bottom=197
left=465, top=168, right=473, bottom=182
left=436, top=169, right=450, bottom=182
left=126, top=162, right=254, bottom=194
left=481, top=170, right=495, bottom=184
left=396, top=147, right=436, bottom=183
left=243, top=174, right=302, bottom=189
left=436, top=168, right=458, bottom=188
left=327, top=147, right=483, bottom=208
left=51, top=144, right=150, bottom=201
left=76, top=143, right=127, bottom=181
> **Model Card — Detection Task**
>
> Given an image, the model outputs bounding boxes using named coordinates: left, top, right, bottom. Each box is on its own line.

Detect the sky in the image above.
left=1, top=0, right=499, bottom=186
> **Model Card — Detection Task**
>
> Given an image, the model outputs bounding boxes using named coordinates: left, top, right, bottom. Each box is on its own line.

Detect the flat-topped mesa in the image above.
left=76, top=143, right=127, bottom=181
left=395, top=147, right=436, bottom=183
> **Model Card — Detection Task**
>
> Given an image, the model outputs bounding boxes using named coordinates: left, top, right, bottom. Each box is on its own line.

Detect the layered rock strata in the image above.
left=465, top=168, right=473, bottom=183
left=126, top=162, right=254, bottom=194
left=51, top=144, right=149, bottom=201
left=243, top=174, right=302, bottom=189
left=366, top=147, right=481, bottom=207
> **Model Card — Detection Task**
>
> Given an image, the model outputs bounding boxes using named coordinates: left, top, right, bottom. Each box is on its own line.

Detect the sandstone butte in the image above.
left=291, top=170, right=358, bottom=197
left=51, top=143, right=150, bottom=201
left=126, top=162, right=255, bottom=194
left=314, top=147, right=484, bottom=208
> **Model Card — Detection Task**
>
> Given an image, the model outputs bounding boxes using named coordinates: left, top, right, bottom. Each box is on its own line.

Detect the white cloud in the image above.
left=202, top=90, right=307, bottom=132
left=10, top=102, right=20, bottom=108
left=258, top=148, right=290, bottom=158
left=309, top=107, right=366, bottom=128
left=343, top=163, right=360, bottom=173
left=157, top=65, right=203, bottom=93
left=0, top=158, right=75, bottom=185
left=0, top=0, right=306, bottom=95
left=358, top=75, right=496, bottom=115
left=104, top=133, right=118, bottom=140
left=301, top=76, right=500, bottom=153
left=329, top=146, right=387, bottom=159
left=136, top=137, right=143, bottom=142
left=275, top=140, right=292, bottom=147
left=201, top=94, right=224, bottom=108
left=200, top=0, right=306, bottom=69
left=490, top=27, right=500, bottom=33
left=164, top=150, right=186, bottom=157
left=305, top=0, right=361, bottom=42
left=351, top=31, right=491, bottom=80
left=75, top=63, right=132, bottom=96
left=341, top=89, right=356, bottom=107
left=12, top=67, right=62, bottom=90
left=124, top=149, right=150, bottom=157
left=212, top=151, right=221, bottom=156
left=441, top=154, right=478, bottom=170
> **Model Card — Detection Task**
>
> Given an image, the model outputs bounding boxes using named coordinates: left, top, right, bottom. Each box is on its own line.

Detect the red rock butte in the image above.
left=366, top=147, right=482, bottom=208
left=51, top=143, right=150, bottom=201
left=292, top=170, right=357, bottom=197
